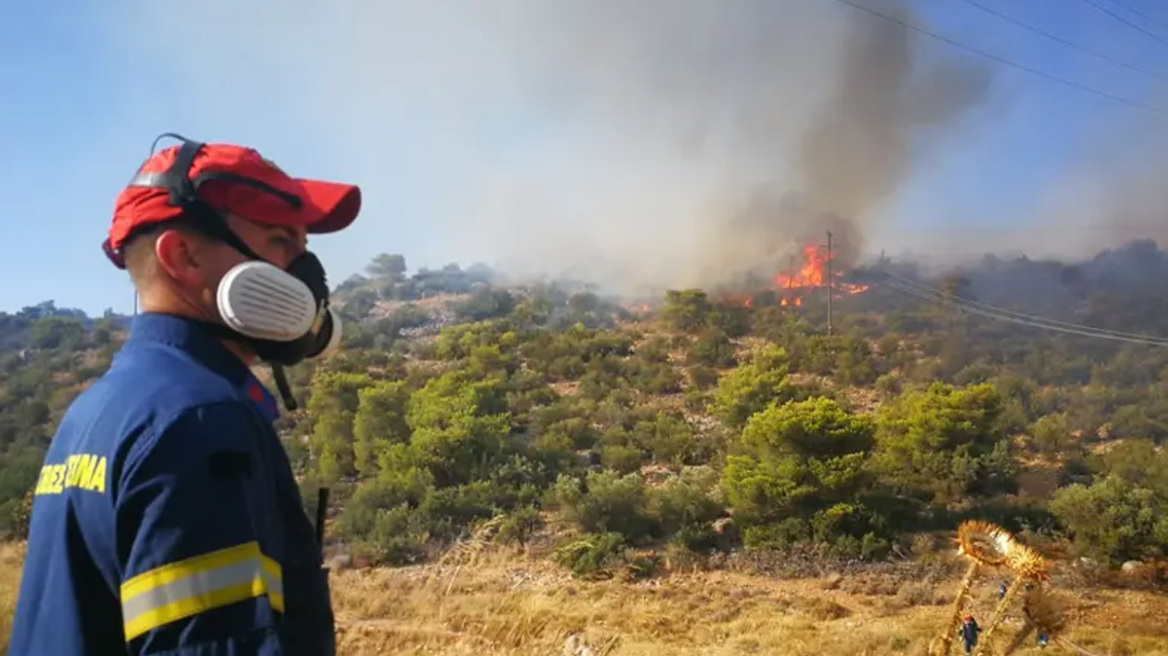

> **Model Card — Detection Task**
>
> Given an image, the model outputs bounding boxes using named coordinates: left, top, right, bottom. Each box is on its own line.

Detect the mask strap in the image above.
left=197, top=320, right=302, bottom=412
left=270, top=364, right=298, bottom=411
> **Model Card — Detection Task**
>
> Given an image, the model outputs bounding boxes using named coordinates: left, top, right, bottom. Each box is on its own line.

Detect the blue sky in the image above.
left=2, top=0, right=1168, bottom=315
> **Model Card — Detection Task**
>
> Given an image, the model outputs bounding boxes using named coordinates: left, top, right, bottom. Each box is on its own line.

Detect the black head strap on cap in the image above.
left=130, top=133, right=302, bottom=207
left=121, top=134, right=301, bottom=261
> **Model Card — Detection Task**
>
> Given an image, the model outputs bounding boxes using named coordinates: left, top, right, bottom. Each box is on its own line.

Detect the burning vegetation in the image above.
left=775, top=242, right=871, bottom=303
left=706, top=239, right=872, bottom=310
left=621, top=235, right=873, bottom=316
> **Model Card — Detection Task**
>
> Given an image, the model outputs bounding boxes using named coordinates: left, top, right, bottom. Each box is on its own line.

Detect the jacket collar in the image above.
left=124, top=312, right=253, bottom=387
left=243, top=375, right=281, bottom=422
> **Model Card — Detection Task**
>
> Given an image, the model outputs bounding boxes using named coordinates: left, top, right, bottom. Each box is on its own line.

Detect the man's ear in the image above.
left=154, top=229, right=206, bottom=286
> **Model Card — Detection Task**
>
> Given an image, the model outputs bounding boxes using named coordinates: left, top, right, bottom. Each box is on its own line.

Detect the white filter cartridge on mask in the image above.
left=217, top=260, right=319, bottom=342
left=318, top=308, right=343, bottom=358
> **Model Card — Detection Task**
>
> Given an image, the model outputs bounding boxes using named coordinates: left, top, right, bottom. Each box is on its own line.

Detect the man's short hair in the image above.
left=121, top=222, right=205, bottom=289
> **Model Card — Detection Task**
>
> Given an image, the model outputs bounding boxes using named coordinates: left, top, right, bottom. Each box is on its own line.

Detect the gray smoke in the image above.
left=800, top=3, right=992, bottom=245
left=112, top=0, right=997, bottom=295
left=1018, top=111, right=1168, bottom=260
left=701, top=0, right=993, bottom=283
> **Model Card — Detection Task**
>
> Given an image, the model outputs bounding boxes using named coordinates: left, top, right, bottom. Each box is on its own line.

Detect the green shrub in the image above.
left=552, top=532, right=628, bottom=579
left=495, top=506, right=544, bottom=546
left=547, top=471, right=655, bottom=541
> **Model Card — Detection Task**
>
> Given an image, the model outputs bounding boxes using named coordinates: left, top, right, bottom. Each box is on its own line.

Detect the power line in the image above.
left=875, top=271, right=1168, bottom=346
left=881, top=277, right=1168, bottom=346
left=881, top=269, right=1168, bottom=341
left=1105, top=0, right=1168, bottom=33
left=880, top=270, right=1166, bottom=342
left=827, top=0, right=1168, bottom=117
left=952, top=0, right=1168, bottom=83
left=1077, top=0, right=1168, bottom=47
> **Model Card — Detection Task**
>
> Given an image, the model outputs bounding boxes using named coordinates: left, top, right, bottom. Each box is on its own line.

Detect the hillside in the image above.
left=2, top=244, right=1168, bottom=653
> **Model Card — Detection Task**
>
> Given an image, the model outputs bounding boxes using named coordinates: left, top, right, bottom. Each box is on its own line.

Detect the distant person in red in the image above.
left=9, top=134, right=361, bottom=655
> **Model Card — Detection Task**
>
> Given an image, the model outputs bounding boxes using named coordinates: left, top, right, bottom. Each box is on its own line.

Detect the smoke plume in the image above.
left=112, top=0, right=996, bottom=294
left=702, top=0, right=993, bottom=284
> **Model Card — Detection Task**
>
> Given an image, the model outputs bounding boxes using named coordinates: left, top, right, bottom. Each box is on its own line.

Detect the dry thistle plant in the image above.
left=928, top=521, right=1054, bottom=656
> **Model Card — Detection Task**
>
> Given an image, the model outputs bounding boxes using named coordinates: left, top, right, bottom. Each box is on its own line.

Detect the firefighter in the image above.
left=958, top=615, right=981, bottom=654
left=8, top=135, right=362, bottom=655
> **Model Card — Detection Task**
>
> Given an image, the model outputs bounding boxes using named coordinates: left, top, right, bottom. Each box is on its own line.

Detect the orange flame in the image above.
left=774, top=243, right=825, bottom=307
left=773, top=241, right=868, bottom=305
left=775, top=243, right=826, bottom=289
left=711, top=240, right=868, bottom=311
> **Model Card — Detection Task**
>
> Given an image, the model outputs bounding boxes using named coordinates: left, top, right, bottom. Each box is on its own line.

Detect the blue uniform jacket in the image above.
left=9, top=313, right=335, bottom=655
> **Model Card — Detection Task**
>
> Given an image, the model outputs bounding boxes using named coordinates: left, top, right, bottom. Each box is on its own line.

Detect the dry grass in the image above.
left=0, top=543, right=24, bottom=653
left=0, top=542, right=1166, bottom=655
left=329, top=550, right=1168, bottom=656
left=331, top=551, right=939, bottom=656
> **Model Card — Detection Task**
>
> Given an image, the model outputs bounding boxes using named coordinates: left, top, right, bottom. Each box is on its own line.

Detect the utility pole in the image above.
left=826, top=230, right=833, bottom=336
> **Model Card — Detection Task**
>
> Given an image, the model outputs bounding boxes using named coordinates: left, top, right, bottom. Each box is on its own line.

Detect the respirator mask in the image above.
left=214, top=241, right=344, bottom=368
left=116, top=134, right=343, bottom=410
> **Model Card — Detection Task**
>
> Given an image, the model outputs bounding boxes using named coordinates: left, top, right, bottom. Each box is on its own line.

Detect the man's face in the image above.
left=153, top=214, right=309, bottom=324
left=224, top=214, right=308, bottom=270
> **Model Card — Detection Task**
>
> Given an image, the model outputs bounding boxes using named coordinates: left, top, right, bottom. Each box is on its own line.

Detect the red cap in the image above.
left=105, top=141, right=361, bottom=266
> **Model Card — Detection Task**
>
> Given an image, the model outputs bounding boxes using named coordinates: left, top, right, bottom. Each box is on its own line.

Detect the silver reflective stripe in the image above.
left=121, top=555, right=283, bottom=627
left=127, top=171, right=167, bottom=189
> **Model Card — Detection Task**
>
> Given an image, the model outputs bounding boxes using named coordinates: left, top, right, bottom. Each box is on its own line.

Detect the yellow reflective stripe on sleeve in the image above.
left=120, top=541, right=284, bottom=642
left=260, top=554, right=285, bottom=611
